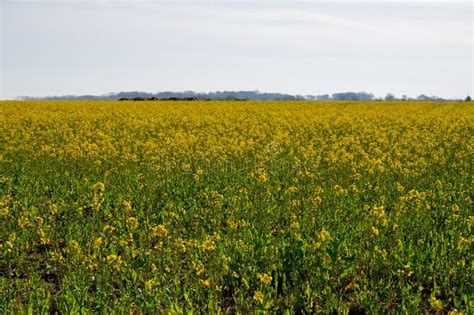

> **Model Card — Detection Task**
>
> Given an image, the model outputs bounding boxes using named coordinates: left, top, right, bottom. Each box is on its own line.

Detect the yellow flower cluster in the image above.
left=0, top=101, right=470, bottom=177
left=317, top=228, right=331, bottom=242
left=0, top=100, right=472, bottom=313
left=258, top=273, right=272, bottom=285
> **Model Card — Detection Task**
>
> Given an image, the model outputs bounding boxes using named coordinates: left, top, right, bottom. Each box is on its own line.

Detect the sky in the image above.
left=1, top=0, right=472, bottom=99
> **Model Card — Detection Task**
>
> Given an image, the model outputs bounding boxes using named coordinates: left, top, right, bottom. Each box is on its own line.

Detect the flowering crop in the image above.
left=0, top=100, right=473, bottom=313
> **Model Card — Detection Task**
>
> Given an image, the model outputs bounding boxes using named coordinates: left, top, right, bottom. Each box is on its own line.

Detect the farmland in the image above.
left=0, top=101, right=473, bottom=313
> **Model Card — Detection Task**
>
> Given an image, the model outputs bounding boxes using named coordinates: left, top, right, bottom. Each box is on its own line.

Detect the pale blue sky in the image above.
left=1, top=0, right=472, bottom=99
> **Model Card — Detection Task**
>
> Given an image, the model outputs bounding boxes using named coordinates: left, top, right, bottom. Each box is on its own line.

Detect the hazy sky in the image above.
left=1, top=0, right=472, bottom=99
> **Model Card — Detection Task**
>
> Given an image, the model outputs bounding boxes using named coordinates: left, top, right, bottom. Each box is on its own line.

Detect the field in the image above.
left=0, top=100, right=473, bottom=313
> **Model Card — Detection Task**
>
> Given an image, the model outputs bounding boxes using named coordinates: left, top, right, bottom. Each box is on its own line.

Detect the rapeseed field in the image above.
left=0, top=101, right=472, bottom=313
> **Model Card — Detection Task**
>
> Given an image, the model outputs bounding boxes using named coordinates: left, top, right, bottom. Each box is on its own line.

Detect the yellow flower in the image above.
left=175, top=238, right=187, bottom=252
left=451, top=204, right=460, bottom=214
left=371, top=226, right=379, bottom=237
left=69, top=240, right=81, bottom=253
left=253, top=291, right=264, bottom=304
left=82, top=255, right=99, bottom=272
left=103, top=225, right=116, bottom=234
left=317, top=228, right=331, bottom=242
left=371, top=205, right=385, bottom=218
left=105, top=254, right=125, bottom=270
left=38, top=228, right=51, bottom=245
left=313, top=196, right=322, bottom=205
left=188, top=239, right=198, bottom=247
left=227, top=219, right=239, bottom=231
left=403, top=264, right=414, bottom=276
left=93, top=182, right=105, bottom=192
left=201, top=239, right=216, bottom=251
left=127, top=216, right=139, bottom=229
left=5, top=233, right=16, bottom=252
left=202, top=278, right=211, bottom=287
left=151, top=224, right=168, bottom=237
left=458, top=237, right=470, bottom=247
left=311, top=242, right=321, bottom=250
left=334, top=185, right=347, bottom=196
left=0, top=207, right=9, bottom=216
left=93, top=237, right=103, bottom=249
left=50, top=251, right=65, bottom=264
left=49, top=203, right=59, bottom=215
left=17, top=216, right=30, bottom=229
left=396, top=182, right=404, bottom=192
left=258, top=273, right=272, bottom=285
left=123, top=200, right=132, bottom=212
left=145, top=279, right=155, bottom=291
left=430, top=297, right=443, bottom=311
left=257, top=168, right=268, bottom=183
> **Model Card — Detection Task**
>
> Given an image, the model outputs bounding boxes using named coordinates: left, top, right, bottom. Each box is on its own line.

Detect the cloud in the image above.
left=176, top=3, right=471, bottom=46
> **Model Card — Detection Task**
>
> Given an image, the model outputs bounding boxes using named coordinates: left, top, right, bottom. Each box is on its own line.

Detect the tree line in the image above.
left=19, top=91, right=471, bottom=101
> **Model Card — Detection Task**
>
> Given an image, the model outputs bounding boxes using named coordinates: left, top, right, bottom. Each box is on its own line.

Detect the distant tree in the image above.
left=357, top=92, right=375, bottom=101
left=316, top=94, right=330, bottom=100
left=401, top=95, right=408, bottom=101
left=332, top=92, right=360, bottom=101
left=384, top=93, right=396, bottom=101
left=417, top=94, right=430, bottom=101
left=466, top=96, right=472, bottom=102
